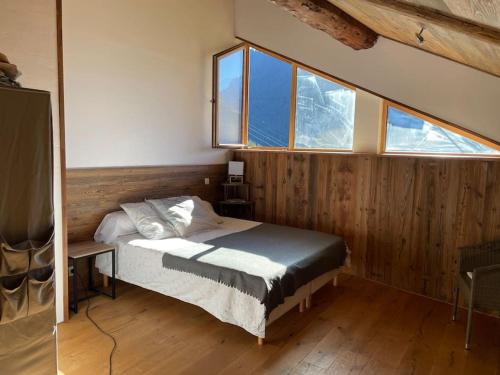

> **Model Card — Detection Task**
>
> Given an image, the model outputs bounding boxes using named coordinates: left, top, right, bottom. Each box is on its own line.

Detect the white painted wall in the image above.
left=235, top=0, right=500, bottom=144
left=0, top=0, right=65, bottom=324
left=353, top=90, right=382, bottom=153
left=63, top=0, right=237, bottom=168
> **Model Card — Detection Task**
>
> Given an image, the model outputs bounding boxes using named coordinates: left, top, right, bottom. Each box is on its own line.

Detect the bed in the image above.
left=95, top=217, right=348, bottom=344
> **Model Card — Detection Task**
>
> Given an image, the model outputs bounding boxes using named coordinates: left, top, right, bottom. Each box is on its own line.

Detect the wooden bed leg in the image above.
left=102, top=274, right=109, bottom=288
left=257, top=337, right=264, bottom=346
left=333, top=276, right=338, bottom=287
left=305, top=295, right=311, bottom=309
left=299, top=300, right=305, bottom=313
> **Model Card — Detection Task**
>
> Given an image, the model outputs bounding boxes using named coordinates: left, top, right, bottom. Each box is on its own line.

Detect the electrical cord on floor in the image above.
left=75, top=271, right=117, bottom=375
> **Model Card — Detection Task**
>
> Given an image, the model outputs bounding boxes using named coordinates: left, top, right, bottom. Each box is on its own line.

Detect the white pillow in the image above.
left=193, top=196, right=224, bottom=224
left=94, top=211, right=138, bottom=244
left=146, top=196, right=220, bottom=237
left=121, top=202, right=176, bottom=240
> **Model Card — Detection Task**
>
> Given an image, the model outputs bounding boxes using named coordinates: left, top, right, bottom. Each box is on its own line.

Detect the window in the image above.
left=294, top=68, right=355, bottom=149
left=383, top=102, right=500, bottom=155
left=248, top=48, right=292, bottom=148
left=212, top=43, right=355, bottom=151
left=213, top=43, right=499, bottom=157
left=213, top=47, right=245, bottom=146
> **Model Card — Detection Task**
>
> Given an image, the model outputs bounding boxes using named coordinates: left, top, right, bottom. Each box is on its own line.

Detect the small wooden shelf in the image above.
left=68, top=241, right=114, bottom=259
left=68, top=241, right=116, bottom=315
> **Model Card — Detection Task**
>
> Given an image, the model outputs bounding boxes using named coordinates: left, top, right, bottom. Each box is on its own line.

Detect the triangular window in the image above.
left=384, top=103, right=499, bottom=155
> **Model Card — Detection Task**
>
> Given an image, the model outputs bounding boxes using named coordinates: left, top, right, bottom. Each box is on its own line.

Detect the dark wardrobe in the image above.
left=0, top=86, right=57, bottom=374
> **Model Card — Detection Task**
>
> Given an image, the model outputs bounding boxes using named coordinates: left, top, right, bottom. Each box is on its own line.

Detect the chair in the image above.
left=452, top=240, right=500, bottom=350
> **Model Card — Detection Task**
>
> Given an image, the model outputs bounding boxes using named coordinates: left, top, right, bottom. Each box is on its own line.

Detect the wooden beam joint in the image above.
left=269, top=0, right=378, bottom=50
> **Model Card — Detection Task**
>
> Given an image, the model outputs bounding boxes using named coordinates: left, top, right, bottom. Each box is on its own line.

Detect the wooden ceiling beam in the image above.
left=362, top=0, right=500, bottom=46
left=269, top=0, right=378, bottom=50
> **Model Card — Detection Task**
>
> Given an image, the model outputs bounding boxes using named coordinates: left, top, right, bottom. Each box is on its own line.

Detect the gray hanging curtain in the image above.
left=0, top=86, right=56, bottom=374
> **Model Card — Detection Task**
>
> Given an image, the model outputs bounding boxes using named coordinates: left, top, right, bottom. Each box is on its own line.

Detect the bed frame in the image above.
left=262, top=269, right=340, bottom=345
left=102, top=268, right=341, bottom=345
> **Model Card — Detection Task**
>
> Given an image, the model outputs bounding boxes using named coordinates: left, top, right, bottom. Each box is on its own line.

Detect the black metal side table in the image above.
left=68, top=241, right=116, bottom=314
left=219, top=182, right=255, bottom=220
left=219, top=200, right=255, bottom=220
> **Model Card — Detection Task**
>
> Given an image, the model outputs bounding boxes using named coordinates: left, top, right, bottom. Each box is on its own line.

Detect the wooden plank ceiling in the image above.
left=269, top=0, right=500, bottom=76
left=400, top=0, right=500, bottom=29
left=327, top=0, right=500, bottom=76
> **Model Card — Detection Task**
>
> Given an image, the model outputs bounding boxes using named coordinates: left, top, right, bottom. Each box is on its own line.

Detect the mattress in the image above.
left=161, top=222, right=347, bottom=317
left=96, top=217, right=346, bottom=337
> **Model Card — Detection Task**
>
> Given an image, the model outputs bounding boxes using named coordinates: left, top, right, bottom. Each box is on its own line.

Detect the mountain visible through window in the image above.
left=294, top=68, right=355, bottom=149
left=248, top=48, right=291, bottom=147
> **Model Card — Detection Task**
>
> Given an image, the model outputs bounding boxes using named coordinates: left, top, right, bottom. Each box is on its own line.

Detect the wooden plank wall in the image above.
left=234, top=151, right=500, bottom=303
left=67, top=165, right=227, bottom=242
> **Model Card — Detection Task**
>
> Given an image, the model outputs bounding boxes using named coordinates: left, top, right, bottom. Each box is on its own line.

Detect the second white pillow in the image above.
left=121, top=202, right=176, bottom=240
left=146, top=196, right=220, bottom=237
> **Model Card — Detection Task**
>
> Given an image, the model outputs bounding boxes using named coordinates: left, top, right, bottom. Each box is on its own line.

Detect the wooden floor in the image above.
left=57, top=275, right=500, bottom=375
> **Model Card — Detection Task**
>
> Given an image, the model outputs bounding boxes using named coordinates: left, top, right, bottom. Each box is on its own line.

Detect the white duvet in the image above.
left=95, top=218, right=270, bottom=336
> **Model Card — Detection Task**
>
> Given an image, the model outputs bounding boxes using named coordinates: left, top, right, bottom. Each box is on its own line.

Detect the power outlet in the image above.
left=204, top=177, right=210, bottom=185
left=68, top=265, right=74, bottom=277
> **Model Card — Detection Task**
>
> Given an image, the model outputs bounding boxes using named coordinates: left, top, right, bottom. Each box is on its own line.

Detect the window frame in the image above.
left=212, top=43, right=247, bottom=148
left=213, top=42, right=500, bottom=157
left=212, top=42, right=357, bottom=152
left=380, top=100, right=500, bottom=157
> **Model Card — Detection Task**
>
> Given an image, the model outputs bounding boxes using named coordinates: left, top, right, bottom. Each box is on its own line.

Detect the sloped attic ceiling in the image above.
left=270, top=0, right=500, bottom=77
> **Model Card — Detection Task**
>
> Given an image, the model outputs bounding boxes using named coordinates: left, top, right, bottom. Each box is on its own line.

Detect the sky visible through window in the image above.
left=248, top=48, right=291, bottom=147
left=386, top=107, right=499, bottom=154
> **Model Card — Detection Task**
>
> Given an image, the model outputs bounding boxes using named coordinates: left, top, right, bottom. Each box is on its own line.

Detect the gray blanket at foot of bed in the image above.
left=162, top=223, right=347, bottom=317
